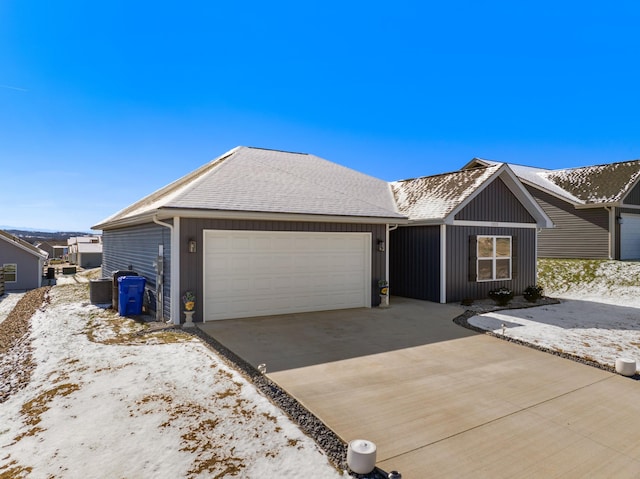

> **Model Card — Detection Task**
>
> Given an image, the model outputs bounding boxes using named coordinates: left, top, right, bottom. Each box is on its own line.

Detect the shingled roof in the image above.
left=391, top=164, right=502, bottom=220
left=94, top=146, right=404, bottom=228
left=469, top=158, right=640, bottom=206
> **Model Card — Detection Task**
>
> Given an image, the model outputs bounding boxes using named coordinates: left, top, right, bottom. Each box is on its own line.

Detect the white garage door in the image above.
left=621, top=214, right=640, bottom=260
left=203, top=230, right=371, bottom=321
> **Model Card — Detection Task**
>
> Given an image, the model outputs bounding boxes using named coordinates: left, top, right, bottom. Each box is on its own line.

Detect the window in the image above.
left=476, top=236, right=511, bottom=281
left=3, top=264, right=17, bottom=282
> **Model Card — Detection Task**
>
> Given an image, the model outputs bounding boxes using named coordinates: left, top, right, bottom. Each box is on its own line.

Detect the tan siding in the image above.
left=527, top=186, right=610, bottom=259
left=455, top=178, right=536, bottom=223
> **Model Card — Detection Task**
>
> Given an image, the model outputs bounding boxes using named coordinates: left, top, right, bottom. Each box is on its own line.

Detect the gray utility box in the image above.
left=90, top=278, right=113, bottom=305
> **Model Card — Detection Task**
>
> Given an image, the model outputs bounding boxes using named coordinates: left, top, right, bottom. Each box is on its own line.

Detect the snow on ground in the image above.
left=0, top=284, right=346, bottom=478
left=469, top=272, right=640, bottom=373
left=0, top=293, right=25, bottom=325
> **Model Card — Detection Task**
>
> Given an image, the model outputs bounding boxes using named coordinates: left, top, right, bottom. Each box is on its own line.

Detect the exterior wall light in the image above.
left=377, top=240, right=385, bottom=252
left=188, top=239, right=197, bottom=253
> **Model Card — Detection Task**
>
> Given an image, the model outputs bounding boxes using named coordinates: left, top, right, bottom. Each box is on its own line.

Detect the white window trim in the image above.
left=3, top=263, right=17, bottom=283
left=476, top=236, right=512, bottom=282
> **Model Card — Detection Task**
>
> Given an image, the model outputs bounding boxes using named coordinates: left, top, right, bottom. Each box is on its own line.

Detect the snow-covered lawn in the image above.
left=0, top=293, right=25, bottom=325
left=0, top=284, right=345, bottom=478
left=469, top=265, right=640, bottom=374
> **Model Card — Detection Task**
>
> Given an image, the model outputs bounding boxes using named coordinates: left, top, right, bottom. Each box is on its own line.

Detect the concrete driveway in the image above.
left=198, top=297, right=640, bottom=478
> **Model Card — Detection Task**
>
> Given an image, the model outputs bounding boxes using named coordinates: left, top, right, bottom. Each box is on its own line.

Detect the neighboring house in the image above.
left=92, top=146, right=405, bottom=324
left=389, top=164, right=552, bottom=303
left=465, top=158, right=640, bottom=260
left=68, top=236, right=103, bottom=267
left=34, top=241, right=68, bottom=260
left=0, top=229, right=48, bottom=292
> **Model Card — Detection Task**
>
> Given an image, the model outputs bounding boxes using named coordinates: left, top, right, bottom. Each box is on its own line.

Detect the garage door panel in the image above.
left=204, top=230, right=371, bottom=320
left=621, top=214, right=640, bottom=260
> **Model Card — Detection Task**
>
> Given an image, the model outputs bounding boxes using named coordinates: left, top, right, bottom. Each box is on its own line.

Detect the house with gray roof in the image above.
left=93, top=146, right=406, bottom=324
left=0, top=229, right=48, bottom=292
left=465, top=158, right=640, bottom=260
left=93, top=146, right=551, bottom=323
left=390, top=163, right=551, bottom=303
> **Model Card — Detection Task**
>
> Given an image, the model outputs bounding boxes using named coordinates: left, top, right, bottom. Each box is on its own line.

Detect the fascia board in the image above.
left=95, top=208, right=409, bottom=230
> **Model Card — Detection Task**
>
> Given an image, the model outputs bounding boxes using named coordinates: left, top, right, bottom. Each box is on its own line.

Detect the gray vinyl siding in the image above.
left=181, top=218, right=387, bottom=323
left=455, top=178, right=536, bottom=223
left=0, top=243, right=42, bottom=291
left=102, top=223, right=172, bottom=319
left=527, top=186, right=610, bottom=259
left=389, top=225, right=441, bottom=302
left=446, top=226, right=536, bottom=302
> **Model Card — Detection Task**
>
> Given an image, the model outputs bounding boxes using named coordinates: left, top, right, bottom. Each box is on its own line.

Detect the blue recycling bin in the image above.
left=117, top=276, right=146, bottom=316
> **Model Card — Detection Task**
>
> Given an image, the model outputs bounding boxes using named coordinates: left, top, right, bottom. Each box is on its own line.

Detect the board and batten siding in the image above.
left=102, top=223, right=172, bottom=319
left=389, top=225, right=441, bottom=302
left=526, top=186, right=610, bottom=259
left=622, top=181, right=640, bottom=205
left=180, top=218, right=387, bottom=323
left=455, top=177, right=536, bottom=223
left=446, top=226, right=536, bottom=302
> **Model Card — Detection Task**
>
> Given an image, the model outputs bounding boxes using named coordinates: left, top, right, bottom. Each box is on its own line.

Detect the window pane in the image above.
left=496, top=238, right=511, bottom=257
left=3, top=264, right=16, bottom=282
left=477, top=260, right=493, bottom=280
left=496, top=259, right=511, bottom=279
left=477, top=237, right=494, bottom=257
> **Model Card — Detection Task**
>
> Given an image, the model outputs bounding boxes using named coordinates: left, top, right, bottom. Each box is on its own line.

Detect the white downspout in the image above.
left=605, top=207, right=614, bottom=260
left=386, top=224, right=399, bottom=285
left=440, top=224, right=447, bottom=303
left=153, top=215, right=181, bottom=325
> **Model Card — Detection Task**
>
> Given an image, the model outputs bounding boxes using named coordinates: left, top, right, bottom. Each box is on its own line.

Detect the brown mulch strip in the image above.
left=0, top=287, right=50, bottom=404
left=0, top=287, right=50, bottom=354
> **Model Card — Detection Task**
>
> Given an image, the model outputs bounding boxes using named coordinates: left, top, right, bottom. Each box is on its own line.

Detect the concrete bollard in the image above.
left=615, top=357, right=636, bottom=377
left=347, top=439, right=377, bottom=474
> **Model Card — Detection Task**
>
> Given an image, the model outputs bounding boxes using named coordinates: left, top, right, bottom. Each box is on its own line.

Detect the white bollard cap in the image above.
left=615, top=357, right=636, bottom=377
left=347, top=439, right=377, bottom=474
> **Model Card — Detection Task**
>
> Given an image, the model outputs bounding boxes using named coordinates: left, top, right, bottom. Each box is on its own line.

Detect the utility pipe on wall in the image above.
left=153, top=215, right=181, bottom=325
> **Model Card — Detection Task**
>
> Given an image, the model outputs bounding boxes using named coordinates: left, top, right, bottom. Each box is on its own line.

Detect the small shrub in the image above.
left=460, top=298, right=474, bottom=306
left=488, top=287, right=513, bottom=306
left=523, top=284, right=544, bottom=302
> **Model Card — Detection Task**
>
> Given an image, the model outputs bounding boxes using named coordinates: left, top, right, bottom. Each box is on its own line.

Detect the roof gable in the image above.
left=390, top=165, right=502, bottom=221
left=0, top=230, right=48, bottom=259
left=392, top=164, right=551, bottom=227
left=469, top=157, right=640, bottom=206
left=95, top=147, right=404, bottom=228
left=542, top=160, right=640, bottom=204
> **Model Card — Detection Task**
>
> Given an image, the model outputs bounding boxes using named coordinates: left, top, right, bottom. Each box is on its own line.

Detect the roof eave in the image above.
left=93, top=208, right=408, bottom=230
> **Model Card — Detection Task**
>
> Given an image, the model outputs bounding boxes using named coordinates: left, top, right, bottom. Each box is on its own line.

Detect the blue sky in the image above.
left=2, top=1, right=639, bottom=231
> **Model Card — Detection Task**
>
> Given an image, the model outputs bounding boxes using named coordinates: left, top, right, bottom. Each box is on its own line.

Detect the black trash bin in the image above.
left=117, top=276, right=146, bottom=316
left=46, top=267, right=55, bottom=280
left=112, top=270, right=138, bottom=310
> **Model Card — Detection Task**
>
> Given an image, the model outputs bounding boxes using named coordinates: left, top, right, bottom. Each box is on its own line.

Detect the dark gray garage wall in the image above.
left=102, top=223, right=172, bottom=319
left=180, top=218, right=388, bottom=322
left=446, top=226, right=537, bottom=302
left=389, top=225, right=441, bottom=302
